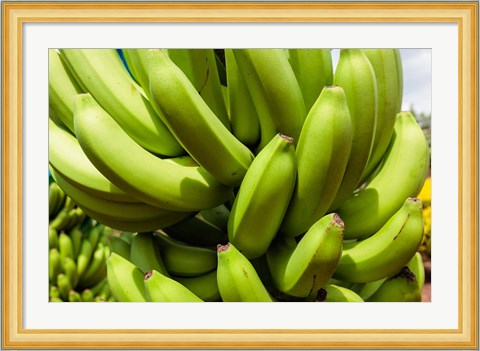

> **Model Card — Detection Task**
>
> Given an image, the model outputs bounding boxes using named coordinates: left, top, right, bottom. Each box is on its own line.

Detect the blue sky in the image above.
left=331, top=49, right=432, bottom=116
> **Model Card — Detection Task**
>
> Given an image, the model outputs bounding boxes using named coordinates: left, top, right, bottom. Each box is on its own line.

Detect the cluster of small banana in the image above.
left=49, top=182, right=115, bottom=302
left=49, top=47, right=430, bottom=302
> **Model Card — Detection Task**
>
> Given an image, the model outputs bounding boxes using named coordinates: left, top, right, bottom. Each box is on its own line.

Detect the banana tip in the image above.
left=332, top=213, right=344, bottom=228
left=144, top=271, right=153, bottom=281
left=278, top=133, right=294, bottom=144
left=217, top=243, right=230, bottom=252
left=315, top=288, right=327, bottom=302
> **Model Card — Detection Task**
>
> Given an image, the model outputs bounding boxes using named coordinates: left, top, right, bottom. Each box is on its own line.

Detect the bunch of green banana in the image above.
left=49, top=193, right=115, bottom=302
left=49, top=48, right=431, bottom=303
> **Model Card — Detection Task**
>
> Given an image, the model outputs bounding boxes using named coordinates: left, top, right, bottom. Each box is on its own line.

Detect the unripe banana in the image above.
left=232, top=49, right=306, bottom=151
left=68, top=290, right=82, bottom=302
left=367, top=267, right=421, bottom=302
left=154, top=233, right=217, bottom=277
left=58, top=233, right=74, bottom=269
left=73, top=93, right=233, bottom=212
left=81, top=288, right=94, bottom=302
left=56, top=273, right=72, bottom=301
left=49, top=118, right=135, bottom=203
left=144, top=270, right=203, bottom=302
left=338, top=111, right=430, bottom=239
left=59, top=49, right=183, bottom=156
left=49, top=248, right=62, bottom=285
left=130, top=232, right=169, bottom=276
left=224, top=49, right=260, bottom=146
left=63, top=256, right=79, bottom=288
left=48, top=182, right=62, bottom=218
left=280, top=85, right=352, bottom=237
left=228, top=133, right=297, bottom=259
left=48, top=227, right=59, bottom=250
left=108, top=236, right=131, bottom=260
left=360, top=49, right=403, bottom=182
left=148, top=49, right=254, bottom=187
left=106, top=252, right=148, bottom=302
left=49, top=49, right=83, bottom=133
left=407, top=252, right=425, bottom=291
left=174, top=270, right=221, bottom=302
left=316, top=284, right=364, bottom=302
left=267, top=213, right=344, bottom=297
left=349, top=278, right=387, bottom=301
left=330, top=49, right=378, bottom=210
left=216, top=243, right=273, bottom=302
left=334, top=197, right=424, bottom=283
left=288, top=49, right=333, bottom=112
left=76, top=239, right=94, bottom=277
left=78, top=243, right=107, bottom=288
left=166, top=49, right=230, bottom=130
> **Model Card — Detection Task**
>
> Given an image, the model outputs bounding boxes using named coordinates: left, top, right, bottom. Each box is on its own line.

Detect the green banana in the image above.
left=81, top=288, right=94, bottom=302
left=144, top=270, right=203, bottom=302
left=106, top=252, right=148, bottom=302
left=49, top=181, right=65, bottom=218
left=232, top=49, right=306, bottom=151
left=216, top=243, right=273, bottom=302
left=68, top=290, right=82, bottom=302
left=49, top=49, right=83, bottom=133
left=73, top=93, right=233, bottom=212
left=288, top=49, right=333, bottom=112
left=51, top=167, right=189, bottom=222
left=174, top=270, right=221, bottom=302
left=148, top=49, right=254, bottom=187
left=407, top=252, right=425, bottom=291
left=56, top=273, right=72, bottom=301
left=49, top=118, right=136, bottom=203
left=78, top=243, right=107, bottom=288
left=63, top=256, right=79, bottom=288
left=58, top=233, right=74, bottom=269
left=163, top=206, right=229, bottom=247
left=267, top=213, right=344, bottom=297
left=129, top=232, right=169, bottom=276
left=367, top=267, right=421, bottom=302
left=76, top=239, right=94, bottom=277
left=166, top=49, right=230, bottom=130
left=338, top=111, right=430, bottom=239
left=48, top=227, right=59, bottom=250
left=330, top=49, right=378, bottom=210
left=360, top=49, right=403, bottom=182
left=68, top=225, right=83, bottom=259
left=334, top=197, right=424, bottom=283
left=154, top=233, right=217, bottom=277
left=350, top=278, right=387, bottom=301
left=316, top=284, right=364, bottom=302
left=108, top=236, right=131, bottom=260
left=228, top=133, right=297, bottom=259
left=59, top=48, right=183, bottom=156
left=280, top=85, right=353, bottom=237
left=224, top=49, right=260, bottom=146
left=49, top=248, right=62, bottom=285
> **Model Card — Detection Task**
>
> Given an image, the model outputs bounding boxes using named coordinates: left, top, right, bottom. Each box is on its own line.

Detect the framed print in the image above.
left=2, top=1, right=478, bottom=349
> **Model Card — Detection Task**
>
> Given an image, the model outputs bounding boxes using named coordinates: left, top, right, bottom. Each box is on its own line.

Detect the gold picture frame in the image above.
left=2, top=1, right=478, bottom=349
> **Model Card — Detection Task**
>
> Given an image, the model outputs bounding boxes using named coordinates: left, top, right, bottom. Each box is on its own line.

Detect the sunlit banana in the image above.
left=267, top=213, right=344, bottom=297
left=56, top=273, right=72, bottom=301
left=233, top=49, right=306, bottom=151
left=49, top=118, right=136, bottom=203
left=334, top=197, right=424, bottom=283
left=216, top=242, right=273, bottom=302
left=49, top=248, right=62, bottom=285
left=106, top=252, right=148, bottom=302
left=49, top=49, right=83, bottom=133
left=224, top=49, right=260, bottom=146
left=144, top=270, right=203, bottom=302
left=154, top=232, right=217, bottom=277
left=48, top=227, right=59, bottom=250
left=280, top=85, right=352, bottom=237
left=174, top=270, right=221, bottom=302
left=148, top=49, right=254, bottom=187
left=367, top=266, right=421, bottom=302
left=59, top=48, right=183, bottom=156
left=315, top=284, right=364, bottom=302
left=166, top=49, right=230, bottom=130
left=360, top=49, right=403, bottom=182
left=228, top=133, right=297, bottom=258
left=288, top=49, right=333, bottom=112
left=129, top=232, right=169, bottom=276
left=338, top=111, right=430, bottom=239
left=329, top=49, right=378, bottom=210
left=74, top=93, right=233, bottom=211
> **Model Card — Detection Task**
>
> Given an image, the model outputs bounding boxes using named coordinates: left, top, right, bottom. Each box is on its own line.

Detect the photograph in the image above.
left=2, top=1, right=477, bottom=349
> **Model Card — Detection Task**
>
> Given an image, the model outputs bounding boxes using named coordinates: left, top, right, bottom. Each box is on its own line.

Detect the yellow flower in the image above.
left=417, top=177, right=431, bottom=206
